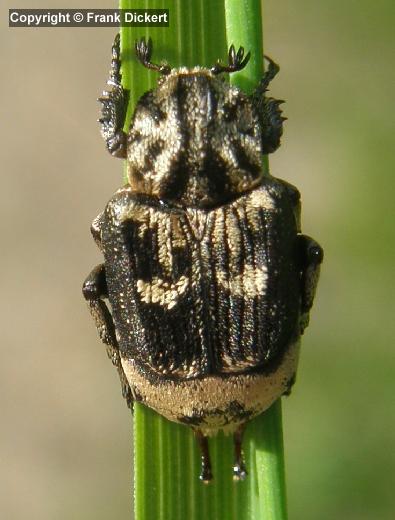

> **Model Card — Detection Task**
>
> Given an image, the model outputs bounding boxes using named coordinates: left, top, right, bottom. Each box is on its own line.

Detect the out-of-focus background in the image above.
left=1, top=0, right=394, bottom=518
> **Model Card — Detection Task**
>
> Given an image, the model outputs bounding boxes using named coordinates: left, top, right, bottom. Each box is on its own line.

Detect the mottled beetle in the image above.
left=83, top=35, right=323, bottom=482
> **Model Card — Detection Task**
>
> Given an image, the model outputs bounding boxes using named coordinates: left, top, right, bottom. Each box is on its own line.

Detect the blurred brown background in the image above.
left=2, top=0, right=394, bottom=519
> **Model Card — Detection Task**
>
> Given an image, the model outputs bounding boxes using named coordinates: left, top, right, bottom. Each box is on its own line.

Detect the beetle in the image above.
left=83, top=34, right=323, bottom=482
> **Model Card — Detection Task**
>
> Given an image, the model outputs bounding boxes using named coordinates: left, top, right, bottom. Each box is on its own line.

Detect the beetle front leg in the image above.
left=251, top=56, right=286, bottom=154
left=299, top=235, right=324, bottom=333
left=98, top=33, right=130, bottom=158
left=83, top=263, right=133, bottom=408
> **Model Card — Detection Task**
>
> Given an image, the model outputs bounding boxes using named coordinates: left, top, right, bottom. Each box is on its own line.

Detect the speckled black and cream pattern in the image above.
left=121, top=340, right=300, bottom=436
left=101, top=176, right=300, bottom=382
left=126, top=68, right=263, bottom=208
left=85, top=42, right=323, bottom=434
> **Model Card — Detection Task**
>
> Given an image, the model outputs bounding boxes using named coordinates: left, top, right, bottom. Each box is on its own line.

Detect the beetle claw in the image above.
left=233, top=463, right=248, bottom=481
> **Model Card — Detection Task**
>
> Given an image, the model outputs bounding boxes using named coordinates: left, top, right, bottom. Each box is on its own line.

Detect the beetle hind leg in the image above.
left=233, top=425, right=247, bottom=481
left=83, top=263, right=133, bottom=408
left=195, top=430, right=213, bottom=483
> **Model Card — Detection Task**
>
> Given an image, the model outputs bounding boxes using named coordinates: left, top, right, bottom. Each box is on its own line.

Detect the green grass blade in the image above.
left=248, top=401, right=288, bottom=519
left=225, top=2, right=287, bottom=518
left=119, top=1, right=287, bottom=518
left=225, top=0, right=263, bottom=93
left=225, top=0, right=269, bottom=175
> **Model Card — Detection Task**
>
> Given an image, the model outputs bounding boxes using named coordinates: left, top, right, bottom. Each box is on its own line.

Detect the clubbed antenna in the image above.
left=135, top=37, right=171, bottom=75
left=211, top=44, right=251, bottom=75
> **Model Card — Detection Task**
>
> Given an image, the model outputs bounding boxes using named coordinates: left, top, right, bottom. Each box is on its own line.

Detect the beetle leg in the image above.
left=233, top=424, right=247, bottom=481
left=98, top=33, right=130, bottom=158
left=195, top=430, right=213, bottom=483
left=250, top=56, right=286, bottom=154
left=91, top=212, right=104, bottom=250
left=83, top=264, right=133, bottom=408
left=299, top=235, right=324, bottom=334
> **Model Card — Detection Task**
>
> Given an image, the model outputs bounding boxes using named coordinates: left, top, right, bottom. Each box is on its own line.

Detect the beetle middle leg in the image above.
left=83, top=263, right=133, bottom=408
left=233, top=424, right=247, bottom=481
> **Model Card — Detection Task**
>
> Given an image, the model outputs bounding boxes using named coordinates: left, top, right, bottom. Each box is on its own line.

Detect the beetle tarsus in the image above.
left=135, top=37, right=171, bottom=74
left=211, top=44, right=251, bottom=74
left=233, top=425, right=248, bottom=481
left=99, top=33, right=129, bottom=158
left=195, top=430, right=213, bottom=483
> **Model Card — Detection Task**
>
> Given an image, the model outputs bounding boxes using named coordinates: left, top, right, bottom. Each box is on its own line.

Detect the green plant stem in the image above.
left=119, top=1, right=287, bottom=518
left=225, top=0, right=263, bottom=93
left=225, top=2, right=287, bottom=517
